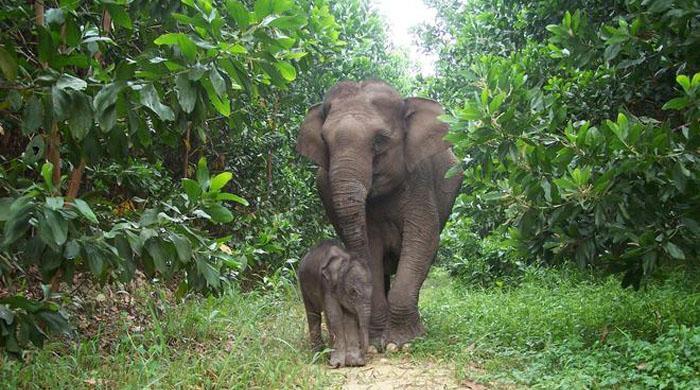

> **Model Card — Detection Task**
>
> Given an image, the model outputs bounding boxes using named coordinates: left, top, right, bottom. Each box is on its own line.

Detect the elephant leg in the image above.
left=343, top=310, right=365, bottom=366
left=367, top=224, right=388, bottom=350
left=386, top=200, right=440, bottom=347
left=324, top=297, right=346, bottom=368
left=302, top=294, right=323, bottom=351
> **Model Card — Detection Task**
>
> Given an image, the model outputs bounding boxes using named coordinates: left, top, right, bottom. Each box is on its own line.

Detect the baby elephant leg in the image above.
left=343, top=310, right=365, bottom=366
left=302, top=294, right=323, bottom=351
left=324, top=298, right=346, bottom=368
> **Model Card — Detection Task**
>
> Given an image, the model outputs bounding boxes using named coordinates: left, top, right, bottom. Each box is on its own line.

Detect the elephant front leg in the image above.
left=367, top=225, right=388, bottom=351
left=324, top=298, right=346, bottom=368
left=343, top=310, right=365, bottom=366
left=386, top=208, right=439, bottom=348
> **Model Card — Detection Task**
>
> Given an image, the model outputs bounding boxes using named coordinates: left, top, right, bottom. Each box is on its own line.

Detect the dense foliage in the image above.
left=421, top=0, right=700, bottom=287
left=0, top=0, right=411, bottom=354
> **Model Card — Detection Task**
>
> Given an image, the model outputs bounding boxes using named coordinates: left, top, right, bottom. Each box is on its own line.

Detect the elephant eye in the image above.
left=373, top=132, right=390, bottom=153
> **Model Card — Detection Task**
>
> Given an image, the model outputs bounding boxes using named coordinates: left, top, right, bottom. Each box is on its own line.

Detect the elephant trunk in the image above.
left=329, top=154, right=371, bottom=262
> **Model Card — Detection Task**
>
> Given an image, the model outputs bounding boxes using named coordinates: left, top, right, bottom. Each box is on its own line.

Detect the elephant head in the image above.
left=321, top=246, right=372, bottom=357
left=296, top=80, right=451, bottom=261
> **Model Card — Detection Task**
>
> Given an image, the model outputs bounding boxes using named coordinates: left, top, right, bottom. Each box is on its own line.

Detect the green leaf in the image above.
left=274, top=61, right=296, bottom=81
left=200, top=77, right=231, bottom=117
left=45, top=8, right=65, bottom=25
left=55, top=74, right=87, bottom=91
left=82, top=242, right=104, bottom=276
left=72, top=199, right=98, bottom=224
left=52, top=86, right=71, bottom=121
left=93, top=82, right=123, bottom=132
left=0, top=46, right=18, bottom=81
left=182, top=178, right=202, bottom=202
left=3, top=199, right=33, bottom=246
left=662, top=97, right=688, bottom=111
left=106, top=4, right=132, bottom=29
left=64, top=240, right=80, bottom=259
left=44, top=209, right=67, bottom=246
left=196, top=157, right=210, bottom=189
left=225, top=0, right=250, bottom=28
left=22, top=96, right=44, bottom=135
left=196, top=258, right=220, bottom=288
left=168, top=233, right=192, bottom=263
left=210, top=67, right=226, bottom=97
left=41, top=162, right=54, bottom=192
left=210, top=172, right=232, bottom=192
left=154, top=33, right=197, bottom=61
left=67, top=91, right=93, bottom=141
left=204, top=204, right=233, bottom=223
left=217, top=192, right=249, bottom=206
left=139, top=84, right=175, bottom=121
left=254, top=0, right=275, bottom=21
left=175, top=74, right=197, bottom=114
left=145, top=239, right=169, bottom=274
left=676, top=74, right=691, bottom=94
left=664, top=242, right=685, bottom=260
left=45, top=197, right=64, bottom=210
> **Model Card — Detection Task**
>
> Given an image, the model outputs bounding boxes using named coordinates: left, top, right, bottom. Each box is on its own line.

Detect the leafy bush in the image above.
left=421, top=1, right=700, bottom=286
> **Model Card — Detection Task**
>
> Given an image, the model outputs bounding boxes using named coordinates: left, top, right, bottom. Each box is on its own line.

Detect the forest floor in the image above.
left=2, top=267, right=699, bottom=389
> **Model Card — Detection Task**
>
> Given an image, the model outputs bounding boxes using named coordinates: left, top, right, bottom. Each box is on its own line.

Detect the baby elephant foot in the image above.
left=328, top=351, right=345, bottom=368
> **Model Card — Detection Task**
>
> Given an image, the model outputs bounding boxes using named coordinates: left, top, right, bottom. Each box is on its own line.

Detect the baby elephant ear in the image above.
left=321, top=247, right=348, bottom=288
left=296, top=104, right=328, bottom=169
left=403, top=97, right=451, bottom=172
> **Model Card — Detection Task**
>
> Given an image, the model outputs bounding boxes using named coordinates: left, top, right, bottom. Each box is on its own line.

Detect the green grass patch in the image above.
left=416, top=267, right=700, bottom=388
left=1, top=288, right=336, bottom=389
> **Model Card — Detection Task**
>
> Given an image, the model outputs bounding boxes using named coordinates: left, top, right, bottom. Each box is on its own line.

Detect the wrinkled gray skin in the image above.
left=298, top=240, right=372, bottom=367
left=296, top=81, right=463, bottom=349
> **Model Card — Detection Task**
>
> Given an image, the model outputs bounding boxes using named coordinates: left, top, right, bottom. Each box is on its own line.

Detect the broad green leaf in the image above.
left=254, top=0, right=275, bottom=21
left=168, top=232, right=192, bottom=263
left=217, top=192, right=249, bottom=206
left=662, top=97, right=688, bottom=111
left=82, top=242, right=104, bottom=276
left=154, top=33, right=197, bottom=61
left=64, top=240, right=80, bottom=259
left=55, top=74, right=87, bottom=91
left=676, top=74, right=690, bottom=94
left=268, top=15, right=306, bottom=30
left=196, top=258, right=220, bottom=288
left=201, top=77, right=231, bottom=117
left=2, top=200, right=32, bottom=246
left=196, top=157, right=210, bottom=188
left=139, top=84, right=175, bottom=121
left=210, top=172, right=232, bottom=192
left=93, top=82, right=123, bottom=132
left=45, top=197, right=64, bottom=210
left=145, top=239, right=169, bottom=274
left=224, top=0, right=250, bottom=28
left=67, top=91, right=93, bottom=141
left=210, top=67, right=226, bottom=97
left=175, top=74, right=197, bottom=113
left=41, top=162, right=54, bottom=192
left=44, top=209, right=67, bottom=246
left=0, top=46, right=18, bottom=81
left=45, top=8, right=65, bottom=25
left=106, top=4, right=132, bottom=29
left=52, top=86, right=71, bottom=121
left=204, top=204, right=233, bottom=223
left=274, top=61, right=296, bottom=81
left=664, top=241, right=685, bottom=260
left=182, top=178, right=202, bottom=201
left=72, top=198, right=98, bottom=223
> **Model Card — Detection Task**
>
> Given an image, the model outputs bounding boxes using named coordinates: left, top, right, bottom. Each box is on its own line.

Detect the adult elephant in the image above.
left=296, top=80, right=462, bottom=350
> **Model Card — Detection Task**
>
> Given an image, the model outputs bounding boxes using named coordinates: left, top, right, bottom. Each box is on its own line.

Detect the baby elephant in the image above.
left=298, top=240, right=372, bottom=367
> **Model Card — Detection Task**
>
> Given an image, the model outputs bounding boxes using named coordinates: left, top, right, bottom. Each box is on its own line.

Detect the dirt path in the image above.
left=327, top=354, right=487, bottom=390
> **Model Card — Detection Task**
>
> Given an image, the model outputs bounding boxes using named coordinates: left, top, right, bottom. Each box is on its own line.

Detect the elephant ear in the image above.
left=321, top=247, right=348, bottom=289
left=403, top=97, right=451, bottom=172
left=296, top=104, right=328, bottom=168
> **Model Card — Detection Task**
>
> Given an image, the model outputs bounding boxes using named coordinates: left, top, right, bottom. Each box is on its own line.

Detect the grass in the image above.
left=2, top=266, right=699, bottom=389
left=415, top=267, right=700, bottom=389
left=1, top=288, right=337, bottom=389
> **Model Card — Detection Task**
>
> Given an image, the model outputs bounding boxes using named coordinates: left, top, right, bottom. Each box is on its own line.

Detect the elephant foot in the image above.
left=328, top=350, right=345, bottom=368
left=367, top=345, right=379, bottom=354
left=345, top=350, right=366, bottom=367
left=385, top=342, right=411, bottom=353
left=369, top=329, right=386, bottom=352
left=387, top=319, right=425, bottom=348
